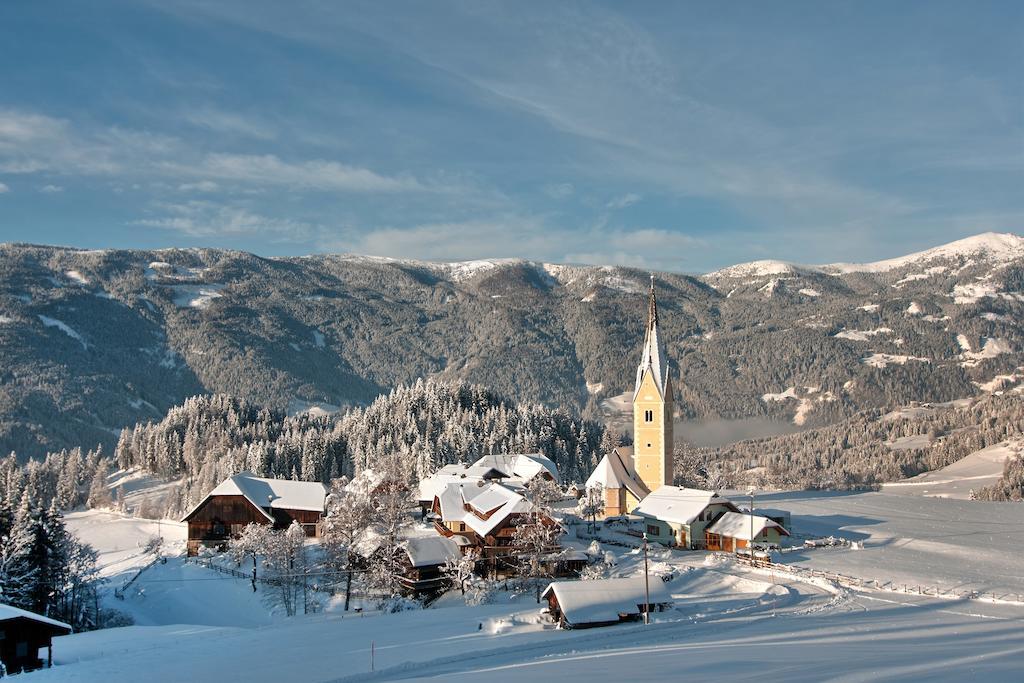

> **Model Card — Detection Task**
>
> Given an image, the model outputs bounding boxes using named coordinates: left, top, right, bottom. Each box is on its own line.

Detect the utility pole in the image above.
left=749, top=489, right=755, bottom=565
left=642, top=532, right=650, bottom=625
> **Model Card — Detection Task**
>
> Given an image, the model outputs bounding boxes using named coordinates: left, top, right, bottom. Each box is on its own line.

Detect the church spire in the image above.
left=634, top=276, right=669, bottom=400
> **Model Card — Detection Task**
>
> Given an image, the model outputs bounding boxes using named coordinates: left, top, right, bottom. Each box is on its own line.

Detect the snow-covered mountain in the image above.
left=705, top=231, right=1024, bottom=277
left=0, top=231, right=1022, bottom=458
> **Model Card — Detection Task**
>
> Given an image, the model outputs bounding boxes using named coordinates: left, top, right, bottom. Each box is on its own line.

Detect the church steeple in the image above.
left=632, top=275, right=674, bottom=492
left=634, top=275, right=669, bottom=401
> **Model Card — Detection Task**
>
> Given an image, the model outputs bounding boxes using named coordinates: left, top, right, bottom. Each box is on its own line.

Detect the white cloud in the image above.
left=177, top=180, right=219, bottom=192
left=543, top=182, right=575, bottom=199
left=0, top=182, right=8, bottom=193
left=332, top=215, right=706, bottom=271
left=606, top=193, right=641, bottom=209
left=39, top=184, right=63, bottom=193
left=134, top=200, right=313, bottom=239
left=184, top=109, right=277, bottom=140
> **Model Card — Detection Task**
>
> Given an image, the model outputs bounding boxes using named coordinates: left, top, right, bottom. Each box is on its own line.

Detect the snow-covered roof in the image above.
left=418, top=453, right=559, bottom=502
left=434, top=482, right=536, bottom=537
left=707, top=512, right=790, bottom=541
left=542, top=577, right=672, bottom=625
left=633, top=278, right=670, bottom=401
left=473, top=453, right=560, bottom=484
left=0, top=603, right=72, bottom=632
left=632, top=486, right=734, bottom=525
left=402, top=536, right=463, bottom=568
left=585, top=447, right=650, bottom=500
left=181, top=471, right=327, bottom=522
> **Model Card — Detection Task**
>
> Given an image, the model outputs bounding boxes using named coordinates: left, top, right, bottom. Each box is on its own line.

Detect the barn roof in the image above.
left=181, top=472, right=327, bottom=522
left=707, top=512, right=790, bottom=540
left=585, top=447, right=650, bottom=500
left=0, top=604, right=72, bottom=633
left=541, top=576, right=671, bottom=626
left=402, top=536, right=463, bottom=568
left=632, top=486, right=732, bottom=525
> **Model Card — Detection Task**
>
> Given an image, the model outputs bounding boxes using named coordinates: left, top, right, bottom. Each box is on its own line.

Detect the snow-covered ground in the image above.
left=882, top=439, right=1022, bottom=499
left=46, top=472, right=1024, bottom=682
left=759, top=490, right=1024, bottom=597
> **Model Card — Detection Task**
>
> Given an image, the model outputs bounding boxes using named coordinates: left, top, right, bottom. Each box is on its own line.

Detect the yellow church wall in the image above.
left=633, top=371, right=673, bottom=492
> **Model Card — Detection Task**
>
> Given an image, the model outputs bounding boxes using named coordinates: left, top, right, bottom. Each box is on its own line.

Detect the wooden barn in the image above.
left=542, top=577, right=672, bottom=629
left=0, top=604, right=72, bottom=673
left=705, top=512, right=790, bottom=552
left=181, top=472, right=327, bottom=556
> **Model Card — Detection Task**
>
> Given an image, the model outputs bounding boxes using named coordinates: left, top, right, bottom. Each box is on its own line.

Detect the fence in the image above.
left=114, top=554, right=165, bottom=600
left=734, top=554, right=1024, bottom=605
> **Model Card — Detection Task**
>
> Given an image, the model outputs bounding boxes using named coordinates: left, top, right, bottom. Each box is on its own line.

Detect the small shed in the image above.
left=0, top=604, right=72, bottom=673
left=542, top=577, right=672, bottom=629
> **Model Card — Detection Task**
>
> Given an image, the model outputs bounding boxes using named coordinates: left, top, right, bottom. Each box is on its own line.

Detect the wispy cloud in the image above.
left=0, top=182, right=9, bottom=194
left=39, top=184, right=63, bottom=193
left=134, top=200, right=314, bottom=240
left=606, top=193, right=641, bottom=210
left=183, top=108, right=277, bottom=140
left=333, top=215, right=708, bottom=271
left=168, top=153, right=426, bottom=193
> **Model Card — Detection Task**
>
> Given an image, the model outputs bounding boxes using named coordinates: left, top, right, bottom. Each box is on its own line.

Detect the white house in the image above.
left=632, top=486, right=738, bottom=549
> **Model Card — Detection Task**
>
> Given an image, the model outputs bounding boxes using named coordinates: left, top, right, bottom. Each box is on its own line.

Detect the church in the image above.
left=586, top=277, right=675, bottom=517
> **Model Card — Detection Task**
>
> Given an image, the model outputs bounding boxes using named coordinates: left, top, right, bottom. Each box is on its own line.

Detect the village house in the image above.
left=416, top=452, right=560, bottom=512
left=705, top=512, right=791, bottom=552
left=0, top=604, right=72, bottom=674
left=395, top=535, right=467, bottom=597
left=633, top=485, right=739, bottom=549
left=181, top=471, right=328, bottom=556
left=542, top=576, right=672, bottom=629
left=431, top=481, right=559, bottom=575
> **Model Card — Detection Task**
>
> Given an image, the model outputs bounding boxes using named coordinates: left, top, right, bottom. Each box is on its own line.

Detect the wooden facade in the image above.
left=184, top=494, right=322, bottom=556
left=0, top=613, right=71, bottom=674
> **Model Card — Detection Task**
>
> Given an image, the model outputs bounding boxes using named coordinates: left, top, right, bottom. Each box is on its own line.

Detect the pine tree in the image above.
left=87, top=460, right=112, bottom=509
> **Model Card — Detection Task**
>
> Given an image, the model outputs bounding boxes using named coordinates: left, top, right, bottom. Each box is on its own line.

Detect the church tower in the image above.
left=632, top=276, right=674, bottom=492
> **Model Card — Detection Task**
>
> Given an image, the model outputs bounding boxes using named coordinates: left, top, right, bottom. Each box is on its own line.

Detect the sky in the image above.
left=0, top=1, right=1021, bottom=273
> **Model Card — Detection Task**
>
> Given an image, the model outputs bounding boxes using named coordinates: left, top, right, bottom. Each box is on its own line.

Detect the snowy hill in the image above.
left=825, top=231, right=1024, bottom=274
left=2, top=231, right=1024, bottom=456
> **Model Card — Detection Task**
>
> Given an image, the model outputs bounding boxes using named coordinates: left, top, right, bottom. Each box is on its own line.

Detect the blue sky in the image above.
left=0, top=1, right=1021, bottom=272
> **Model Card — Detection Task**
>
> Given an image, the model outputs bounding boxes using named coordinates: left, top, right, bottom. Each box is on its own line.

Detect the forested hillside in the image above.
left=1, top=232, right=1022, bottom=458
left=675, top=394, right=1024, bottom=491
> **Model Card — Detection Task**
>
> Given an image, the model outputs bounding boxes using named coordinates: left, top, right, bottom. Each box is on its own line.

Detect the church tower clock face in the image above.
left=631, top=276, right=674, bottom=492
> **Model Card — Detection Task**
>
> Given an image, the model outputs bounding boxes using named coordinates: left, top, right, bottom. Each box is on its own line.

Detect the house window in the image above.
left=646, top=524, right=660, bottom=536
left=644, top=410, right=653, bottom=422
left=646, top=443, right=652, bottom=448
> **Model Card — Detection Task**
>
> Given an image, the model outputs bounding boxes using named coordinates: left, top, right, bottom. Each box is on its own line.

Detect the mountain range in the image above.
left=1, top=232, right=1022, bottom=459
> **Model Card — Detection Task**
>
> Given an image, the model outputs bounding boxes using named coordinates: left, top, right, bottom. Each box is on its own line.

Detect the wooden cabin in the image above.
left=396, top=536, right=469, bottom=596
left=431, top=481, right=560, bottom=577
left=181, top=472, right=327, bottom=556
left=542, top=577, right=672, bottom=629
left=0, top=605, right=72, bottom=673
left=705, top=512, right=791, bottom=552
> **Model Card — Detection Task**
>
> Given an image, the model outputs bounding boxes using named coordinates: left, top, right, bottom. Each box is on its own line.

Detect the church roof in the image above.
left=585, top=446, right=650, bottom=500
left=633, top=276, right=670, bottom=401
